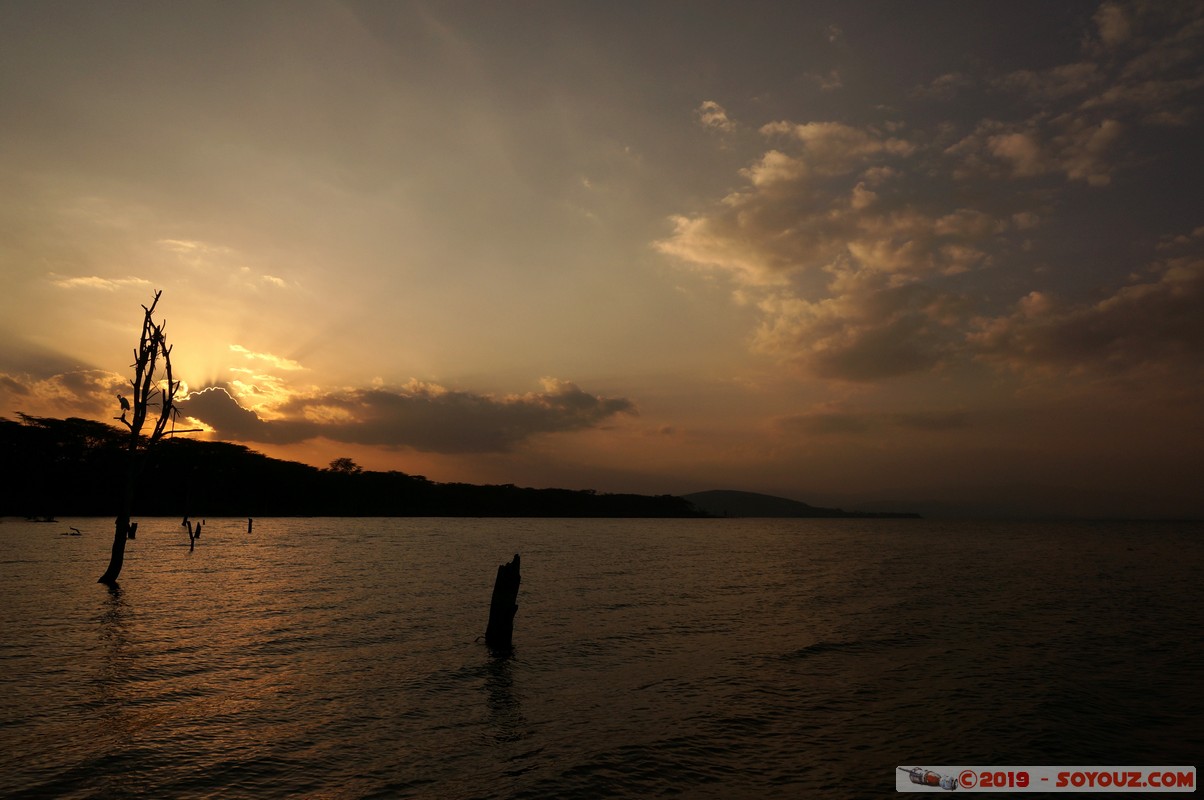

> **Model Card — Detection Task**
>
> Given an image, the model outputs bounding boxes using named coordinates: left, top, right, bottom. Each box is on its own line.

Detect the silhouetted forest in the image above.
left=0, top=415, right=703, bottom=518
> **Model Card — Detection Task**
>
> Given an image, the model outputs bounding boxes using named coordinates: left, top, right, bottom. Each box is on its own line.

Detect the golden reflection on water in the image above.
left=2, top=517, right=1201, bottom=798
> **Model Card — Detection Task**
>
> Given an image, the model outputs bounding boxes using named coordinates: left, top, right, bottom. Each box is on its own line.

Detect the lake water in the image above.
left=1, top=517, right=1201, bottom=798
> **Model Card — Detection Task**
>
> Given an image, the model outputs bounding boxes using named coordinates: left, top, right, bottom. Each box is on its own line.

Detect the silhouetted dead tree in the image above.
left=98, top=291, right=199, bottom=585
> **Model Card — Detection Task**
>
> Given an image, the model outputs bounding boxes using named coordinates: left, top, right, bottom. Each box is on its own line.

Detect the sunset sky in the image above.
left=2, top=1, right=1202, bottom=517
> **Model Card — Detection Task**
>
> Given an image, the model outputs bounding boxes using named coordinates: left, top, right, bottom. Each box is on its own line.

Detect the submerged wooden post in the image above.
left=485, top=553, right=521, bottom=652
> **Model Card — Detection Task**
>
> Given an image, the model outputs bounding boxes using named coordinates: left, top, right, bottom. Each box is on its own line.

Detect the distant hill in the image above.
left=682, top=490, right=920, bottom=519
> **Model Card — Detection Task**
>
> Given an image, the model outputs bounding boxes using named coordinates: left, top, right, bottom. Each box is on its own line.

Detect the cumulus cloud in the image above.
left=656, top=120, right=959, bottom=287
left=657, top=4, right=1203, bottom=386
left=969, top=256, right=1204, bottom=373
left=948, top=116, right=1123, bottom=186
left=752, top=270, right=967, bottom=380
left=0, top=369, right=127, bottom=418
left=759, top=121, right=915, bottom=173
left=656, top=114, right=1009, bottom=381
left=178, top=378, right=635, bottom=453
left=948, top=3, right=1204, bottom=181
left=695, top=100, right=736, bottom=133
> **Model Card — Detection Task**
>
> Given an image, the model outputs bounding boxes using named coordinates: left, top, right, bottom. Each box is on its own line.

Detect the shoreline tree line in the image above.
left=0, top=414, right=704, bottom=519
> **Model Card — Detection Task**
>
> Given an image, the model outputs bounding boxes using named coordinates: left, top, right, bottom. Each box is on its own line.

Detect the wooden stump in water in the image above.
left=485, top=553, right=521, bottom=653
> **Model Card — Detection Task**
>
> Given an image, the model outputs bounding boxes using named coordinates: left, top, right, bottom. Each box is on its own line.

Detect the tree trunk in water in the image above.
left=99, top=453, right=138, bottom=585
left=485, top=553, right=521, bottom=653
left=99, top=515, right=129, bottom=585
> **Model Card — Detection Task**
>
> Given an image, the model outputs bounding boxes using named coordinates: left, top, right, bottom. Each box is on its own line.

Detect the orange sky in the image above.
left=2, top=1, right=1202, bottom=517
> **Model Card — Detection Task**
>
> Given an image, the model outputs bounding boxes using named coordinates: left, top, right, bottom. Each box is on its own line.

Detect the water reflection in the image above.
left=3, top=518, right=1198, bottom=798
left=91, top=581, right=141, bottom=764
left=98, top=583, right=130, bottom=675
left=484, top=654, right=525, bottom=744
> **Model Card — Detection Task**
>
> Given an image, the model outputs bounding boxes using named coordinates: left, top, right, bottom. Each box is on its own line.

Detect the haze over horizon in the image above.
left=2, top=1, right=1202, bottom=518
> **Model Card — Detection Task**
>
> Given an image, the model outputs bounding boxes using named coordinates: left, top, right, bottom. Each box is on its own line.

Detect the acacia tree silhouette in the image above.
left=328, top=457, right=363, bottom=474
left=98, top=291, right=198, bottom=585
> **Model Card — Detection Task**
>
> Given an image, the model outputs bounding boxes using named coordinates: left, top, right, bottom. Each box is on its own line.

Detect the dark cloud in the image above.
left=0, top=369, right=125, bottom=418
left=179, top=380, right=636, bottom=453
left=806, top=309, right=951, bottom=381
left=970, top=257, right=1204, bottom=373
left=179, top=386, right=283, bottom=441
left=659, top=4, right=1204, bottom=387
left=947, top=116, right=1123, bottom=187
left=1, top=375, right=30, bottom=396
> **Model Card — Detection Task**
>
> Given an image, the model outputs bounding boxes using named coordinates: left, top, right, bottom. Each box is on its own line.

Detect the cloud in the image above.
left=752, top=270, right=967, bottom=381
left=1157, top=225, right=1204, bottom=252
left=948, top=116, right=1123, bottom=186
left=969, top=256, right=1204, bottom=374
left=656, top=116, right=1007, bottom=381
left=950, top=4, right=1204, bottom=181
left=910, top=72, right=973, bottom=101
left=759, top=121, right=915, bottom=173
left=158, top=239, right=230, bottom=256
left=229, top=344, right=306, bottom=371
left=695, top=100, right=735, bottom=133
left=1080, top=74, right=1204, bottom=125
left=656, top=120, right=953, bottom=287
left=0, top=369, right=126, bottom=418
left=178, top=378, right=636, bottom=453
left=1094, top=2, right=1132, bottom=48
left=1117, top=5, right=1204, bottom=80
left=995, top=62, right=1103, bottom=103
left=805, top=69, right=843, bottom=92
left=738, top=149, right=810, bottom=191
left=178, top=386, right=273, bottom=438
left=658, top=95, right=1191, bottom=385
left=50, top=275, right=152, bottom=291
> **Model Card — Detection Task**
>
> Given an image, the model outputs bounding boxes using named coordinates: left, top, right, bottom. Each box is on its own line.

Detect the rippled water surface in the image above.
left=2, top=517, right=1201, bottom=798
